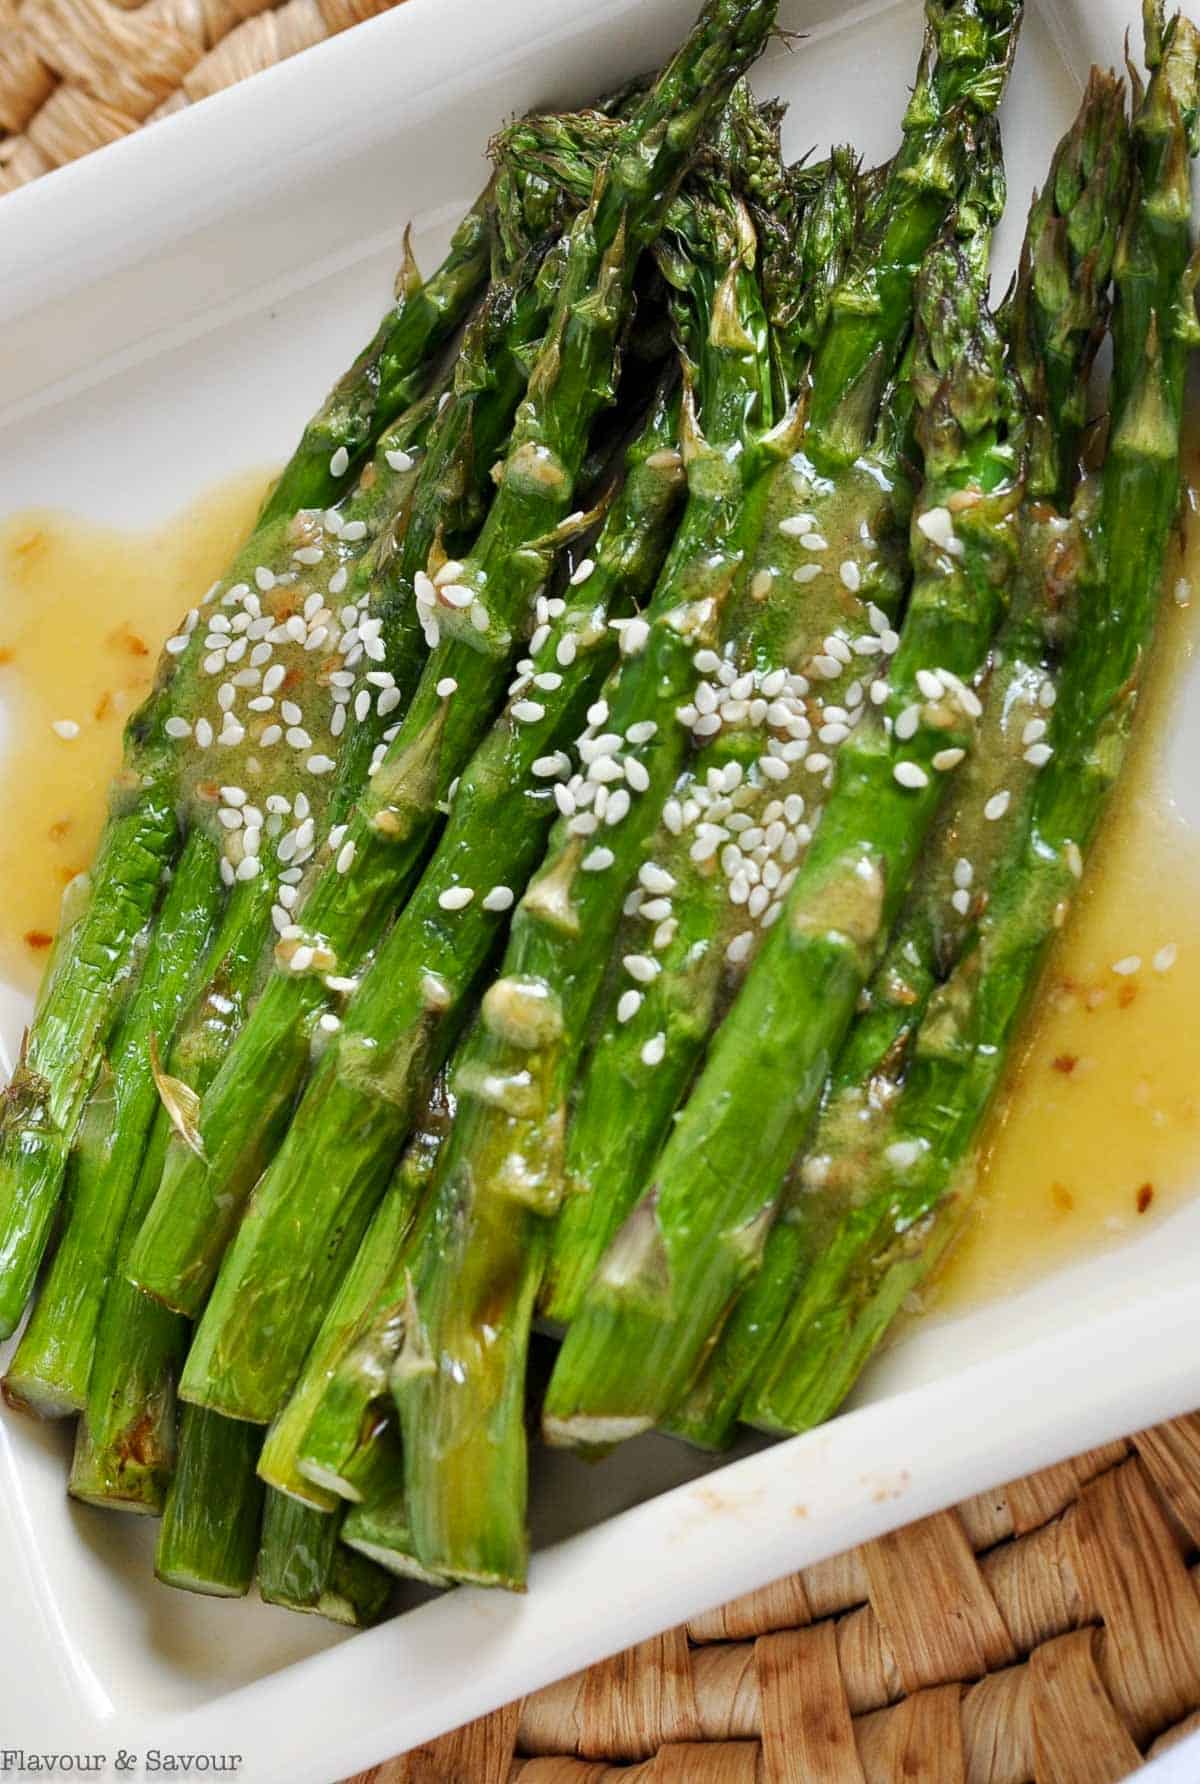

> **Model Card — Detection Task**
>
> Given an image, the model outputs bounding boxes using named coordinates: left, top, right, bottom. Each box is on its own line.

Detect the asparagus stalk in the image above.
left=2, top=386, right=440, bottom=1412
left=670, top=66, right=1131, bottom=1451
left=340, top=1464, right=444, bottom=1586
left=2, top=834, right=223, bottom=1416
left=394, top=132, right=806, bottom=1588
left=256, top=193, right=494, bottom=526
left=0, top=197, right=508, bottom=1342
left=207, top=388, right=685, bottom=1441
left=542, top=147, right=921, bottom=1325
left=257, top=1072, right=457, bottom=1508
left=806, top=0, right=1024, bottom=468
left=257, top=1491, right=392, bottom=1627
left=123, top=0, right=780, bottom=1326
left=155, top=1406, right=264, bottom=1597
left=544, top=224, right=1027, bottom=1448
left=746, top=10, right=1200, bottom=1435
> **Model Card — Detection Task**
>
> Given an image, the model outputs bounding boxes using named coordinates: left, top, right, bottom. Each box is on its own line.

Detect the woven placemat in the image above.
left=0, top=0, right=411, bottom=193
left=8, top=11, right=1200, bottom=1783
left=351, top=1413, right=1200, bottom=1782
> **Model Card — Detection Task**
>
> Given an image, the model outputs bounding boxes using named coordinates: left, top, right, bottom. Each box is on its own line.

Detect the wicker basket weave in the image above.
left=350, top=1415, right=1200, bottom=1782
left=7, top=13, right=1200, bottom=1783
left=0, top=0, right=411, bottom=193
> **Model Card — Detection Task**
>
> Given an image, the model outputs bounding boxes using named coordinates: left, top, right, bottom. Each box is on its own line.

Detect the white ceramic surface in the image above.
left=2, top=2, right=1199, bottom=1779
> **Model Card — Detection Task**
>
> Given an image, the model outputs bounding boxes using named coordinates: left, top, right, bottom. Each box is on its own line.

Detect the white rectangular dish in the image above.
left=3, top=1, right=1200, bottom=1778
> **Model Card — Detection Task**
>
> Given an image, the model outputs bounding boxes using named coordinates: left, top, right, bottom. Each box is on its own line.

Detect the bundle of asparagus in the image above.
left=0, top=0, right=1196, bottom=1617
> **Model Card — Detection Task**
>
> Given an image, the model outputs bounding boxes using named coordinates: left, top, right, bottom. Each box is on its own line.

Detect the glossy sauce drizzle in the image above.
left=0, top=471, right=272, bottom=993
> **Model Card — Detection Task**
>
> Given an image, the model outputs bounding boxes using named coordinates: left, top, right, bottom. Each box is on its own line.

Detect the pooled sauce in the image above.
left=0, top=471, right=273, bottom=994
left=931, top=457, right=1200, bottom=1312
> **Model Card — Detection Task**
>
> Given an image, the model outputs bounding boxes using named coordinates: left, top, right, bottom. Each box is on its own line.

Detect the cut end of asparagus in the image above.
left=296, top=1459, right=364, bottom=1504
left=0, top=1369, right=83, bottom=1422
left=541, top=1412, right=654, bottom=1448
left=156, top=1565, right=251, bottom=1599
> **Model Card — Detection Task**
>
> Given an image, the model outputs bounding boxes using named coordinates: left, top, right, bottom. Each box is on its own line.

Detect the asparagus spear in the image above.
left=542, top=147, right=919, bottom=1325
left=544, top=218, right=1027, bottom=1447
left=806, top=0, right=1024, bottom=469
left=1, top=835, right=223, bottom=1416
left=124, top=241, right=591, bottom=1320
left=747, top=11, right=1200, bottom=1434
left=393, top=130, right=805, bottom=1588
left=123, top=0, right=780, bottom=1327
left=257, top=1491, right=392, bottom=1627
left=0, top=197, right=514, bottom=1344
left=341, top=1464, right=444, bottom=1586
left=1, top=386, right=442, bottom=1409
left=154, top=1406, right=264, bottom=1597
left=256, top=195, right=493, bottom=527
left=206, top=388, right=685, bottom=1444
left=257, top=1074, right=455, bottom=1508
left=669, top=66, right=1131, bottom=1451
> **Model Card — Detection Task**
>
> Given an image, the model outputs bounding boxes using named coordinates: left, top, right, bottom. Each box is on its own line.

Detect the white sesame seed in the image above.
left=377, top=687, right=401, bottom=717
left=605, top=789, right=631, bottom=826
left=331, top=705, right=347, bottom=737
left=894, top=761, right=929, bottom=790
left=621, top=618, right=650, bottom=657
left=624, top=759, right=650, bottom=794
left=438, top=886, right=474, bottom=911
left=330, top=445, right=350, bottom=477
left=1112, top=955, right=1141, bottom=976
left=570, top=558, right=596, bottom=587
left=951, top=888, right=971, bottom=917
left=255, top=566, right=276, bottom=592
left=916, top=670, right=944, bottom=701
left=812, top=655, right=841, bottom=681
left=582, top=847, right=615, bottom=872
left=793, top=564, right=822, bottom=585
left=236, top=856, right=261, bottom=881
left=287, top=727, right=313, bottom=750
left=624, top=954, right=659, bottom=985
left=260, top=724, right=282, bottom=746
left=470, top=603, right=490, bottom=633
left=220, top=859, right=235, bottom=888
left=801, top=534, right=828, bottom=553
left=725, top=932, right=753, bottom=965
left=1022, top=718, right=1047, bottom=746
left=840, top=561, right=862, bottom=593
left=513, top=701, right=545, bottom=724
left=779, top=514, right=815, bottom=538
left=641, top=1032, right=666, bottom=1066
left=886, top=1139, right=922, bottom=1169
left=195, top=718, right=213, bottom=748
left=1024, top=743, right=1053, bottom=767
left=308, top=755, right=336, bottom=775
left=336, top=840, right=357, bottom=875
left=639, top=863, right=675, bottom=895
left=953, top=858, right=973, bottom=890
left=933, top=747, right=965, bottom=772
left=165, top=634, right=189, bottom=656
left=165, top=717, right=192, bottom=740
left=759, top=756, right=789, bottom=782
left=386, top=447, right=415, bottom=473
left=1039, top=682, right=1057, bottom=709
left=481, top=886, right=514, bottom=913
left=917, top=507, right=963, bottom=557
left=329, top=567, right=349, bottom=597
left=693, top=713, right=722, bottom=738
left=554, top=784, right=576, bottom=818
left=341, top=520, right=367, bottom=543
left=1154, top=943, right=1178, bottom=974
left=617, top=990, right=642, bottom=1024
left=294, top=546, right=324, bottom=567
left=984, top=791, right=1010, bottom=821
left=533, top=753, right=569, bottom=779
left=751, top=569, right=774, bottom=601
